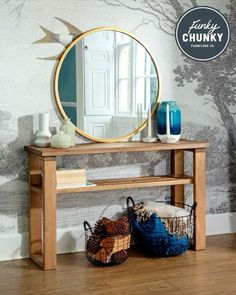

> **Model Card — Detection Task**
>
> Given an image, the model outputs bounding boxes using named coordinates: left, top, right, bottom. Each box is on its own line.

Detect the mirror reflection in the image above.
left=57, top=30, right=159, bottom=140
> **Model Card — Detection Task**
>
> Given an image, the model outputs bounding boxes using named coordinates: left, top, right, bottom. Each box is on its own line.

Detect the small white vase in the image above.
left=61, top=119, right=75, bottom=146
left=34, top=113, right=52, bottom=147
left=51, top=130, right=72, bottom=148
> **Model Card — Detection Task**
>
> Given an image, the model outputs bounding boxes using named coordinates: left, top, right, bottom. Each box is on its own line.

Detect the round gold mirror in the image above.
left=54, top=27, right=160, bottom=142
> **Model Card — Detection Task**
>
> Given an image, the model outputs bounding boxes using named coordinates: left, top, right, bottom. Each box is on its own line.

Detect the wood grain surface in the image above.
left=25, top=140, right=209, bottom=157
left=0, top=234, right=235, bottom=295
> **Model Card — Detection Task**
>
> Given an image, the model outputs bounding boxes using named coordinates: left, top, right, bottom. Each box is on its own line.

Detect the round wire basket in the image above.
left=127, top=197, right=196, bottom=256
left=84, top=221, right=131, bottom=266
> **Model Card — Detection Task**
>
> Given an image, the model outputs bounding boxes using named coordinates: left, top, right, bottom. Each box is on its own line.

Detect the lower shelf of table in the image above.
left=30, top=175, right=193, bottom=195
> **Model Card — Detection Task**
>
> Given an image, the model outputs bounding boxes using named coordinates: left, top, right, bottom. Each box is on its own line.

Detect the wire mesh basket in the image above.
left=84, top=221, right=131, bottom=266
left=127, top=197, right=196, bottom=257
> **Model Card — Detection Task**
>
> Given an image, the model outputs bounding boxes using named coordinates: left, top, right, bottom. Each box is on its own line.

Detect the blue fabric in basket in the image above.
left=129, top=212, right=189, bottom=256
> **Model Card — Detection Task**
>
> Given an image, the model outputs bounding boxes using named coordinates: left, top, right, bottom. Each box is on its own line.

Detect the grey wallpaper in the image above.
left=0, top=0, right=235, bottom=239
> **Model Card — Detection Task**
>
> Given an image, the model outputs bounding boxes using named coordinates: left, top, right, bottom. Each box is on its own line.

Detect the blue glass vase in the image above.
left=157, top=100, right=181, bottom=143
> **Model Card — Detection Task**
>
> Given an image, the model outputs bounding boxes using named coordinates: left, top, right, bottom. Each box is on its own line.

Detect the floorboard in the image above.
left=1, top=234, right=236, bottom=295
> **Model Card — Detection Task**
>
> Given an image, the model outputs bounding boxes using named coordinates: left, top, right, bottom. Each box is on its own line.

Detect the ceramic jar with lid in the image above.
left=51, top=130, right=72, bottom=148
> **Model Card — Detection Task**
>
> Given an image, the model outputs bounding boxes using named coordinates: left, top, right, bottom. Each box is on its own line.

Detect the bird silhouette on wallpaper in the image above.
left=33, top=17, right=83, bottom=60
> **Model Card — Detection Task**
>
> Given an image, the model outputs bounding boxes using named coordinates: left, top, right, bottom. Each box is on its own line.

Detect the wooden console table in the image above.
left=25, top=139, right=208, bottom=270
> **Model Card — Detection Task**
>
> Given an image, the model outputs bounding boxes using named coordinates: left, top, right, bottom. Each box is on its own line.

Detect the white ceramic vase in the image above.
left=61, top=119, right=76, bottom=146
left=34, top=113, right=52, bottom=147
left=51, top=130, right=72, bottom=148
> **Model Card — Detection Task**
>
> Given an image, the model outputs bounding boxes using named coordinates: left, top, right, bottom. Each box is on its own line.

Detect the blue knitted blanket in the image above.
left=129, top=211, right=189, bottom=256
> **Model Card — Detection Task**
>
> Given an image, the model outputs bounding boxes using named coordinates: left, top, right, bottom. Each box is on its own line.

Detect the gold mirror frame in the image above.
left=54, top=27, right=160, bottom=143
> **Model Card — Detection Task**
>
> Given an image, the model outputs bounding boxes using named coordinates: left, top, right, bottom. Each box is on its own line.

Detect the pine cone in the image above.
left=111, top=250, right=128, bottom=264
left=100, top=217, right=115, bottom=236
left=105, top=221, right=118, bottom=236
left=115, top=217, right=129, bottom=235
left=94, top=219, right=106, bottom=237
left=86, top=234, right=101, bottom=254
left=102, top=217, right=129, bottom=236
left=101, top=217, right=112, bottom=225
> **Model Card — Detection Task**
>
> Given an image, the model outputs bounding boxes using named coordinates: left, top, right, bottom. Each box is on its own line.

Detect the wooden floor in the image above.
left=1, top=234, right=236, bottom=295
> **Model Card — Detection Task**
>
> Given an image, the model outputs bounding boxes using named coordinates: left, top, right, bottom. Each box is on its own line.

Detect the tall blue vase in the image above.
left=157, top=100, right=181, bottom=143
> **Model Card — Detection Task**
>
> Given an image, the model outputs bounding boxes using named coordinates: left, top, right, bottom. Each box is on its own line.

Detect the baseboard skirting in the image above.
left=1, top=212, right=236, bottom=262
left=205, top=212, right=236, bottom=235
left=0, top=225, right=86, bottom=262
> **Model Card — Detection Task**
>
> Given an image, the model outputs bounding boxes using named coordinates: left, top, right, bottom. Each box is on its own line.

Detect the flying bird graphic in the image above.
left=34, top=17, right=83, bottom=60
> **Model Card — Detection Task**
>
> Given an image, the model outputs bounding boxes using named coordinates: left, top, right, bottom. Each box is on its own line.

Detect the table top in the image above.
left=24, top=139, right=209, bottom=157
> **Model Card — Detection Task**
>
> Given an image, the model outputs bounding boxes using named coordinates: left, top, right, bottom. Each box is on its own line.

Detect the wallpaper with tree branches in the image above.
left=0, top=0, right=235, bottom=257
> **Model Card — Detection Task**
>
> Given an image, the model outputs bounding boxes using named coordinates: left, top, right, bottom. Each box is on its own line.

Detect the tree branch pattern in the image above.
left=101, top=0, right=190, bottom=35
left=101, top=0, right=236, bottom=149
left=3, top=0, right=27, bottom=26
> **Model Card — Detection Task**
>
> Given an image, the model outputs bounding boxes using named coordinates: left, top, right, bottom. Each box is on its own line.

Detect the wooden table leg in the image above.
left=193, top=149, right=206, bottom=250
left=42, top=156, right=57, bottom=270
left=171, top=150, right=184, bottom=204
left=29, top=154, right=42, bottom=264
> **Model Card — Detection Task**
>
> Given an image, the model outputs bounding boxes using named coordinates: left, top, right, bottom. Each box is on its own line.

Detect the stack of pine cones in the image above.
left=86, top=216, right=130, bottom=265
